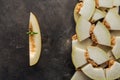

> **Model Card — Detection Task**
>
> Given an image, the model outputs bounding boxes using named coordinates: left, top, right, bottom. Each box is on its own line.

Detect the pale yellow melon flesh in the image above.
left=72, top=39, right=92, bottom=50
left=72, top=47, right=87, bottom=69
left=93, top=22, right=111, bottom=46
left=72, top=1, right=120, bottom=80
left=29, top=12, right=42, bottom=66
left=71, top=71, right=91, bottom=80
left=106, top=61, right=120, bottom=80
left=76, top=17, right=91, bottom=42
left=98, top=0, right=113, bottom=8
left=79, top=0, right=95, bottom=20
left=113, top=0, right=120, bottom=6
left=91, top=9, right=106, bottom=23
left=87, top=46, right=109, bottom=65
left=82, top=64, right=106, bottom=80
left=112, top=37, right=120, bottom=59
left=105, top=8, right=120, bottom=30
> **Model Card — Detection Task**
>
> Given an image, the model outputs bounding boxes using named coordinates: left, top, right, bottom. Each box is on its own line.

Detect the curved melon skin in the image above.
left=72, top=47, right=87, bottom=69
left=82, top=64, right=106, bottom=80
left=29, top=12, right=42, bottom=66
left=105, top=8, right=120, bottom=30
left=87, top=46, right=109, bottom=65
left=76, top=17, right=91, bottom=42
left=106, top=61, right=120, bottom=80
left=93, top=22, right=111, bottom=46
left=112, top=37, right=120, bottom=59
left=74, top=3, right=81, bottom=23
left=79, top=0, right=95, bottom=20
left=71, top=71, right=91, bottom=80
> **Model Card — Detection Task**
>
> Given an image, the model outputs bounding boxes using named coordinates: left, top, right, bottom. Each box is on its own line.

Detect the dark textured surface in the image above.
left=0, top=0, right=77, bottom=80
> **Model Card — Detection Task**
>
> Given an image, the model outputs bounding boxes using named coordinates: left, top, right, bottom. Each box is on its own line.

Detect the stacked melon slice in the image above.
left=71, top=0, right=120, bottom=80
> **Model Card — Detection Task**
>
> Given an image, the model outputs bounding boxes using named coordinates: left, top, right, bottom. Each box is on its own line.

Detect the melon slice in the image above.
left=76, top=17, right=91, bottom=42
left=82, top=64, right=106, bottom=80
left=72, top=39, right=92, bottom=50
left=91, top=9, right=106, bottom=23
left=97, top=0, right=113, bottom=8
left=87, top=46, right=109, bottom=65
left=93, top=21, right=111, bottom=46
left=112, top=37, right=120, bottom=59
left=74, top=3, right=81, bottom=23
left=29, top=12, right=42, bottom=66
left=106, top=61, right=120, bottom=80
left=72, top=47, right=87, bottom=69
left=113, top=0, right=120, bottom=6
left=71, top=71, right=91, bottom=80
left=79, top=0, right=95, bottom=20
left=104, top=8, right=120, bottom=30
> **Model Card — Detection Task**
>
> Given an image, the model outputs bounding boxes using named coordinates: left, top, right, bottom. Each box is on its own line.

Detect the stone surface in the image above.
left=0, top=0, right=77, bottom=80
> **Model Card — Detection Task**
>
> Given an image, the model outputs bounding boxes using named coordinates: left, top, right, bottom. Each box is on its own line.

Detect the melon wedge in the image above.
left=91, top=9, right=106, bottom=23
left=113, top=0, right=120, bottom=6
left=104, top=8, right=120, bottom=30
left=87, top=46, right=109, bottom=65
left=76, top=17, right=91, bottom=42
left=29, top=12, right=42, bottom=66
left=72, top=39, right=92, bottom=50
left=71, top=71, right=91, bottom=80
left=97, top=0, right=113, bottom=8
left=74, top=3, right=81, bottom=23
left=79, top=0, right=95, bottom=20
left=72, top=47, right=87, bottom=69
left=93, top=21, right=111, bottom=46
left=106, top=61, right=120, bottom=80
left=112, top=37, right=120, bottom=59
left=82, top=64, right=106, bottom=80
left=72, top=39, right=80, bottom=48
